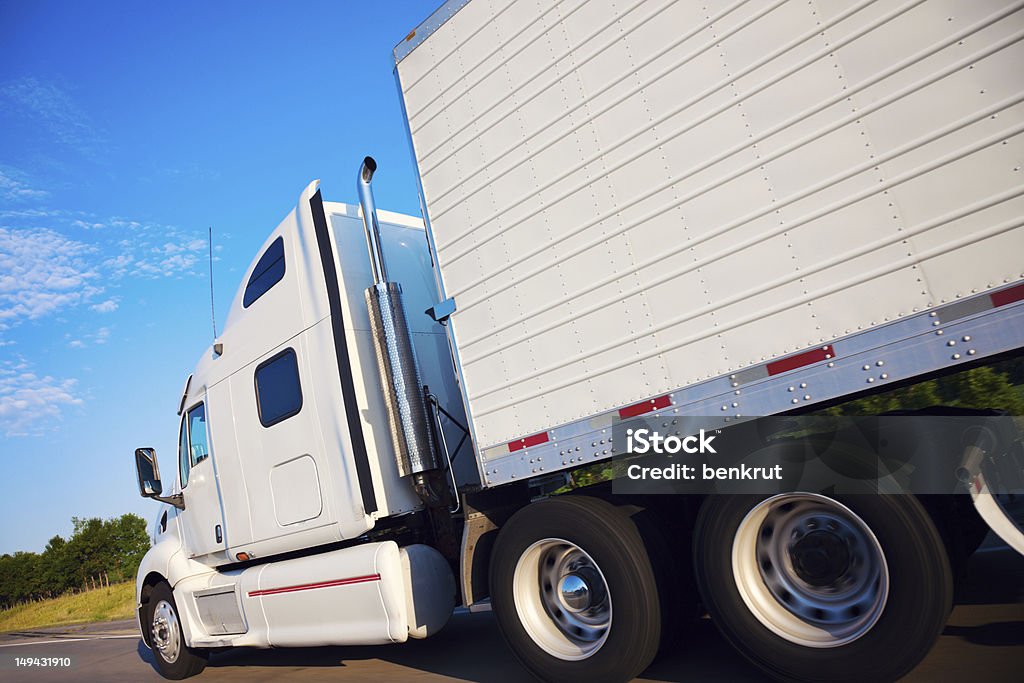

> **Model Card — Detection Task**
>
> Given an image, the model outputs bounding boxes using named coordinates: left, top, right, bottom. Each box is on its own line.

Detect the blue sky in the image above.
left=0, top=0, right=439, bottom=553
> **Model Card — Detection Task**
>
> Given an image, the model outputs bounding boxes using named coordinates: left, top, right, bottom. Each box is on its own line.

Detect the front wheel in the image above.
left=147, top=582, right=208, bottom=680
left=490, top=496, right=661, bottom=683
left=695, top=492, right=952, bottom=682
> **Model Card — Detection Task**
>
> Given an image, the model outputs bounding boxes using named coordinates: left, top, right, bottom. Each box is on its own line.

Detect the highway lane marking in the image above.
left=0, top=635, right=139, bottom=648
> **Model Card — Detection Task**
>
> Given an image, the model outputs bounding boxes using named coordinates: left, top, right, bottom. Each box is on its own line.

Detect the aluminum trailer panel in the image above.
left=395, top=0, right=1024, bottom=454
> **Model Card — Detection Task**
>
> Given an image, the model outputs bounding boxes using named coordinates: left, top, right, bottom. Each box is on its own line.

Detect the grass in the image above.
left=0, top=582, right=136, bottom=632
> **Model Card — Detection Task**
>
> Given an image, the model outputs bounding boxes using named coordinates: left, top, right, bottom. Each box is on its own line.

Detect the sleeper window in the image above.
left=243, top=236, right=285, bottom=308
left=254, top=348, right=303, bottom=427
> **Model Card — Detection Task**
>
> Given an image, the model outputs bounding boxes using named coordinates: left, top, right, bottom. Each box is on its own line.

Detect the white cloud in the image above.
left=102, top=252, right=134, bottom=277
left=0, top=209, right=62, bottom=219
left=71, top=219, right=106, bottom=230
left=129, top=235, right=206, bottom=279
left=66, top=326, right=111, bottom=349
left=71, top=215, right=206, bottom=281
left=0, top=358, right=82, bottom=437
left=71, top=217, right=142, bottom=231
left=0, top=207, right=207, bottom=331
left=0, top=169, right=48, bottom=202
left=90, top=298, right=119, bottom=313
left=0, top=227, right=100, bottom=329
left=0, top=78, right=102, bottom=155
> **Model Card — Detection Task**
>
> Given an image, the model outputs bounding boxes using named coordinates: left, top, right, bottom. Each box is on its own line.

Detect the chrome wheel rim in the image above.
left=732, top=493, right=889, bottom=648
left=512, top=538, right=612, bottom=660
left=151, top=599, right=181, bottom=663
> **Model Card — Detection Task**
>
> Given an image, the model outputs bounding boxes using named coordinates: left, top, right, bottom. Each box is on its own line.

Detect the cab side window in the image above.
left=178, top=417, right=190, bottom=487
left=243, top=236, right=285, bottom=308
left=254, top=348, right=303, bottom=427
left=188, top=403, right=209, bottom=468
left=179, top=403, right=209, bottom=488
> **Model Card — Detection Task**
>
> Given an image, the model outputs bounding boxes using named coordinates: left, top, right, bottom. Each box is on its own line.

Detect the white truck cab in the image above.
left=132, top=175, right=465, bottom=678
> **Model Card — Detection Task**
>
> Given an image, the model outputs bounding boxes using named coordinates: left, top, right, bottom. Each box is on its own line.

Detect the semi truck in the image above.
left=132, top=1, right=1024, bottom=681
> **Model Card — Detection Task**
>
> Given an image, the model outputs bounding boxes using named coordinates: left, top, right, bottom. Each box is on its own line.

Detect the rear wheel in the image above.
left=147, top=582, right=208, bottom=680
left=490, top=496, right=661, bottom=683
left=695, top=492, right=952, bottom=682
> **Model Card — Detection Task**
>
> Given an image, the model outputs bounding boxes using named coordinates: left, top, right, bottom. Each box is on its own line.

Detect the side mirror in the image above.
left=135, top=447, right=162, bottom=497
left=134, top=447, right=185, bottom=509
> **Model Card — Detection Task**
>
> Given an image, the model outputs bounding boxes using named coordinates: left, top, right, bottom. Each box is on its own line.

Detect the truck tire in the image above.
left=490, top=495, right=661, bottom=683
left=694, top=492, right=952, bottom=683
left=146, top=582, right=208, bottom=680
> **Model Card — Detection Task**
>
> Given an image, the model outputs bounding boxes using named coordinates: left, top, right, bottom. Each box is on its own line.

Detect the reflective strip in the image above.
left=618, top=394, right=672, bottom=418
left=482, top=445, right=507, bottom=462
left=991, top=282, right=1024, bottom=307
left=589, top=412, right=618, bottom=429
left=248, top=574, right=381, bottom=597
left=766, top=345, right=834, bottom=376
left=732, top=364, right=770, bottom=385
left=938, top=296, right=994, bottom=323
left=508, top=431, right=550, bottom=452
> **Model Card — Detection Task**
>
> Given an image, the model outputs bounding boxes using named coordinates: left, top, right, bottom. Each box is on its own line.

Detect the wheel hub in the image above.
left=151, top=599, right=181, bottom=664
left=512, top=538, right=612, bottom=660
left=790, top=530, right=850, bottom=586
left=732, top=493, right=889, bottom=648
left=558, top=567, right=604, bottom=613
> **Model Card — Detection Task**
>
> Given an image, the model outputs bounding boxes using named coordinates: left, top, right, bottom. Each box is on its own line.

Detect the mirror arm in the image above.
left=151, top=493, right=185, bottom=510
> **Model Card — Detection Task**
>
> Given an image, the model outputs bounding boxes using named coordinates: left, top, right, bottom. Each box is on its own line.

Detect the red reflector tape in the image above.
left=249, top=574, right=380, bottom=597
left=508, top=431, right=550, bottom=452
left=766, top=345, right=833, bottom=376
left=991, top=283, right=1024, bottom=307
left=618, top=394, right=672, bottom=419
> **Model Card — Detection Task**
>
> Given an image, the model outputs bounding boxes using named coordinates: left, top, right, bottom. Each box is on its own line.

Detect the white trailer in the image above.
left=133, top=1, right=1024, bottom=681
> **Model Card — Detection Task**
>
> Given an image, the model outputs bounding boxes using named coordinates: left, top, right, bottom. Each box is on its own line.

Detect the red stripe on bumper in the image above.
left=618, top=394, right=672, bottom=418
left=248, top=574, right=381, bottom=597
left=766, top=345, right=834, bottom=376
left=509, top=431, right=550, bottom=452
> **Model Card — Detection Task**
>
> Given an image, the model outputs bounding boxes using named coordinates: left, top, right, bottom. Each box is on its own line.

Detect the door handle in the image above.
left=215, top=524, right=223, bottom=544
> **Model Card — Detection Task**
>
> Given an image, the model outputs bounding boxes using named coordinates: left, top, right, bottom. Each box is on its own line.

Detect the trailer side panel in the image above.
left=395, top=0, right=1024, bottom=449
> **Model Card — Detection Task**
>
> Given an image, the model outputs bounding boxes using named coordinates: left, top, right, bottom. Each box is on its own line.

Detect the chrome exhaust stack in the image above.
left=357, top=157, right=438, bottom=492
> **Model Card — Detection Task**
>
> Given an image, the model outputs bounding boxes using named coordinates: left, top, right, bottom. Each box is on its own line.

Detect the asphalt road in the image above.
left=2, top=546, right=1020, bottom=683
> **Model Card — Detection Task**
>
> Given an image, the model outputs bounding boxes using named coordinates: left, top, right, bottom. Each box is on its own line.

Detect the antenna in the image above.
left=208, top=226, right=217, bottom=340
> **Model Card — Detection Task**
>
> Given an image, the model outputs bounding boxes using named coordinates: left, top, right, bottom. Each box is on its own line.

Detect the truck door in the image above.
left=194, top=180, right=379, bottom=558
left=178, top=398, right=227, bottom=558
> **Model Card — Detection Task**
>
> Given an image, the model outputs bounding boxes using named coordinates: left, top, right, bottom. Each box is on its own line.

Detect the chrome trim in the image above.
left=479, top=287, right=1024, bottom=487
left=151, top=599, right=182, bottom=664
left=366, top=282, right=438, bottom=477
left=393, top=0, right=473, bottom=64
left=357, top=157, right=389, bottom=285
left=356, top=159, right=438, bottom=480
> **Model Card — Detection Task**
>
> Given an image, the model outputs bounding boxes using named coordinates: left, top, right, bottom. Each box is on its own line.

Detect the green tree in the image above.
left=938, top=365, right=1024, bottom=414
left=39, top=535, right=71, bottom=597
left=105, top=513, right=150, bottom=582
left=823, top=361, right=1024, bottom=416
left=64, top=517, right=110, bottom=585
left=824, top=380, right=942, bottom=416
left=0, top=513, right=152, bottom=607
